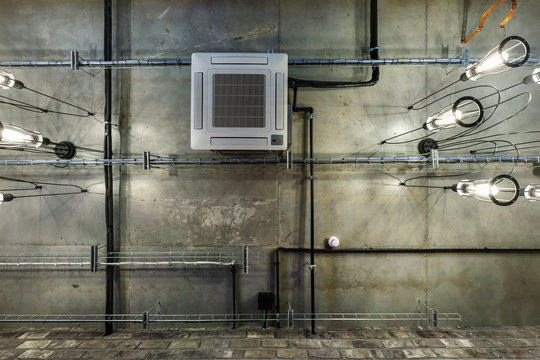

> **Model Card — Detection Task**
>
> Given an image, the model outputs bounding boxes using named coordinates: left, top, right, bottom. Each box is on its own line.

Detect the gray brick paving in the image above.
left=0, top=325, right=535, bottom=359
left=276, top=348, right=308, bottom=358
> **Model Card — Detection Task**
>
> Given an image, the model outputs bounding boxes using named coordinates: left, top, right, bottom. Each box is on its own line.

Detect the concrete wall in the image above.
left=0, top=0, right=538, bottom=328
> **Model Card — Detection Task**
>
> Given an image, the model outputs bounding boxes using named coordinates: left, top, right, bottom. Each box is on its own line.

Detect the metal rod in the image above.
left=0, top=312, right=460, bottom=324
left=232, top=265, right=236, bottom=329
left=0, top=58, right=537, bottom=68
left=309, top=113, right=315, bottom=335
left=275, top=249, right=280, bottom=329
left=0, top=156, right=537, bottom=166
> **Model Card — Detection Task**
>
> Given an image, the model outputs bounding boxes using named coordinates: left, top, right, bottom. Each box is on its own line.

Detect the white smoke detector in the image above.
left=328, top=236, right=340, bottom=248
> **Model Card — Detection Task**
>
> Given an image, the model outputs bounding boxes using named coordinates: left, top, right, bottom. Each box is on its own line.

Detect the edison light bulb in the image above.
left=524, top=184, right=540, bottom=201
left=461, top=36, right=530, bottom=81
left=424, top=96, right=483, bottom=131
left=524, top=67, right=540, bottom=85
left=476, top=51, right=508, bottom=74
left=0, top=122, right=43, bottom=148
left=0, top=193, right=14, bottom=204
left=0, top=70, right=23, bottom=89
left=425, top=110, right=461, bottom=131
left=454, top=175, right=519, bottom=206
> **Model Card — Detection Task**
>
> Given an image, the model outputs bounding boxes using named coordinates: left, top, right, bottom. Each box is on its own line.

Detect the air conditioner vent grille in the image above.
left=212, top=73, right=266, bottom=128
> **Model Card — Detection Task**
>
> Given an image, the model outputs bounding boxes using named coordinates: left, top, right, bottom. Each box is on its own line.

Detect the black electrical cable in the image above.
left=407, top=78, right=461, bottom=110
left=379, top=127, right=424, bottom=145
left=24, top=86, right=94, bottom=116
left=381, top=85, right=501, bottom=146
left=0, top=93, right=93, bottom=118
left=11, top=190, right=87, bottom=199
left=440, top=92, right=530, bottom=143
left=0, top=175, right=86, bottom=191
left=410, top=85, right=500, bottom=113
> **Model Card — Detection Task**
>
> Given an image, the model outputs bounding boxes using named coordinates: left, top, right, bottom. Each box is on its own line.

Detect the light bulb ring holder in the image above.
left=498, top=36, right=530, bottom=68
left=488, top=174, right=519, bottom=206
left=452, top=96, right=484, bottom=128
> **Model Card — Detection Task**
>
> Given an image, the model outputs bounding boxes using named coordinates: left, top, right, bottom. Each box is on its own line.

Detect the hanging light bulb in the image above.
left=423, top=96, right=484, bottom=131
left=0, top=70, right=24, bottom=89
left=523, top=67, right=540, bottom=85
left=0, top=121, right=46, bottom=149
left=461, top=36, right=530, bottom=81
left=0, top=192, right=14, bottom=204
left=523, top=184, right=540, bottom=201
left=452, top=175, right=520, bottom=206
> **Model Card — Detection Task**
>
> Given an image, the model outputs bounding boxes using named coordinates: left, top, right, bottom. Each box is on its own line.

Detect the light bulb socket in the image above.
left=54, top=141, right=76, bottom=159
left=499, top=36, right=530, bottom=68
left=11, top=80, right=24, bottom=89
left=418, top=138, right=438, bottom=156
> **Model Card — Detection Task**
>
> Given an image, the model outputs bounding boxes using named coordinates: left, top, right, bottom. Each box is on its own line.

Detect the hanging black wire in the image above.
left=24, top=86, right=94, bottom=116
left=0, top=92, right=93, bottom=118
left=11, top=190, right=87, bottom=200
left=0, top=175, right=85, bottom=191
left=407, top=78, right=462, bottom=110
left=380, top=85, right=501, bottom=145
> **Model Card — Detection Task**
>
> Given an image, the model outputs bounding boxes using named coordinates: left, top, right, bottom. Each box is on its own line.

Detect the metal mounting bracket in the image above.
left=143, top=151, right=151, bottom=170
left=430, top=149, right=439, bottom=169
left=462, top=48, right=470, bottom=68
left=70, top=50, right=80, bottom=70
left=533, top=162, right=540, bottom=176
left=90, top=245, right=99, bottom=273
left=142, top=311, right=149, bottom=330
left=286, top=150, right=293, bottom=170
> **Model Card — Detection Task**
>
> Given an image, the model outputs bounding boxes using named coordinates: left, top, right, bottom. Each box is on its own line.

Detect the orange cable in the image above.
left=462, top=0, right=517, bottom=44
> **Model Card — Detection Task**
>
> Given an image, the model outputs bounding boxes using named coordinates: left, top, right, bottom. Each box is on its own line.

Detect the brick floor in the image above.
left=0, top=325, right=536, bottom=359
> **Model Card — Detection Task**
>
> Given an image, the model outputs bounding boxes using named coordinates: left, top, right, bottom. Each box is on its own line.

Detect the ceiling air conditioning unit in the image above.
left=191, top=53, right=288, bottom=150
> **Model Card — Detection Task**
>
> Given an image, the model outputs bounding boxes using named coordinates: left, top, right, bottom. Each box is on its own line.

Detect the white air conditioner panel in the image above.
left=191, top=53, right=288, bottom=150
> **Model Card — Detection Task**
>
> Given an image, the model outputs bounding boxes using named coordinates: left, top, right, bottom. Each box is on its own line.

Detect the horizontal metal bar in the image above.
left=0, top=57, right=537, bottom=68
left=98, top=261, right=235, bottom=266
left=0, top=312, right=461, bottom=323
left=0, top=156, right=538, bottom=166
left=0, top=262, right=90, bottom=266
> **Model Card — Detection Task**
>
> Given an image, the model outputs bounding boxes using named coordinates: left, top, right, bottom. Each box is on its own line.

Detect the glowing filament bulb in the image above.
left=524, top=184, right=540, bottom=201
left=0, top=122, right=43, bottom=148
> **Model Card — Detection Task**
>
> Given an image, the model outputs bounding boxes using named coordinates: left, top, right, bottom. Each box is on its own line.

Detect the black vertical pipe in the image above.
left=309, top=114, right=315, bottom=335
left=369, top=0, right=379, bottom=83
left=275, top=250, right=280, bottom=328
left=231, top=265, right=236, bottom=329
left=104, top=0, right=114, bottom=336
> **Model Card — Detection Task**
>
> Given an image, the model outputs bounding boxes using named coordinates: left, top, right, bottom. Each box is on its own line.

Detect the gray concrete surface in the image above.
left=0, top=0, right=538, bottom=330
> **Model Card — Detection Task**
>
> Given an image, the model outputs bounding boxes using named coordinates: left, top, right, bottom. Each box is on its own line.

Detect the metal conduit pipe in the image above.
left=0, top=58, right=538, bottom=68
left=274, top=247, right=540, bottom=331
left=0, top=156, right=538, bottom=166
